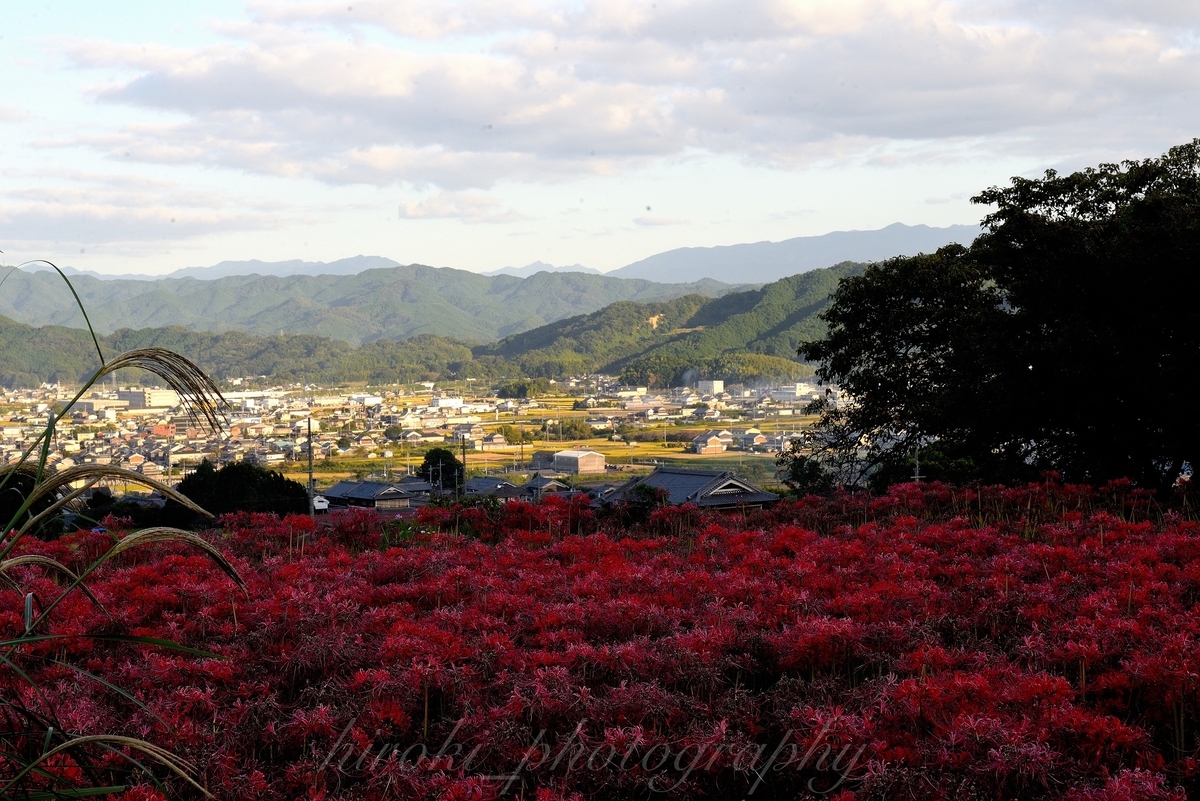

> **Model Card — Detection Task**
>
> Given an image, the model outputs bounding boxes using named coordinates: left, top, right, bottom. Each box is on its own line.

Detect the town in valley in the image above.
left=2, top=375, right=847, bottom=514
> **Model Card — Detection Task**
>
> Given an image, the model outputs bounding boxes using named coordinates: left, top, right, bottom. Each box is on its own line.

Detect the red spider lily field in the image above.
left=5, top=482, right=1200, bottom=800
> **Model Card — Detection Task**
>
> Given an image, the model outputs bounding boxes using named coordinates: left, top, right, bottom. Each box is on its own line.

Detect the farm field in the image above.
left=4, top=481, right=1199, bottom=799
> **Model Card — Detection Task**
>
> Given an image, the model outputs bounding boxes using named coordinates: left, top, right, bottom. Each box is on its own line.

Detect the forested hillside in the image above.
left=0, top=317, right=479, bottom=388
left=477, top=261, right=863, bottom=385
left=0, top=263, right=861, bottom=388
left=0, top=265, right=736, bottom=343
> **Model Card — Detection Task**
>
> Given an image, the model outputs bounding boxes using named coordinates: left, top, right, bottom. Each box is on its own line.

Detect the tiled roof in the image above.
left=524, top=473, right=571, bottom=491
left=324, top=481, right=414, bottom=501
left=464, top=477, right=518, bottom=494
left=609, top=466, right=779, bottom=508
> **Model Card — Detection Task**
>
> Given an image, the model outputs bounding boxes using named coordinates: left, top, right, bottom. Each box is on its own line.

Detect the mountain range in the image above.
left=482, top=261, right=602, bottom=277
left=1, top=266, right=737, bottom=344
left=51, top=255, right=398, bottom=282
left=36, top=221, right=973, bottom=285
left=610, top=222, right=979, bottom=283
left=0, top=263, right=862, bottom=389
left=0, top=221, right=971, bottom=387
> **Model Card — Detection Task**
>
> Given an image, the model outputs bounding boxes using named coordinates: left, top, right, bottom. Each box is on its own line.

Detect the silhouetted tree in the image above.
left=797, top=140, right=1200, bottom=490
left=418, top=448, right=464, bottom=492
left=167, top=460, right=308, bottom=524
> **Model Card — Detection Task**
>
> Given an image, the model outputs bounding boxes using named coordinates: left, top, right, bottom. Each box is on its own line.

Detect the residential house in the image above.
left=733, top=428, right=768, bottom=450
left=691, top=432, right=727, bottom=455
left=464, top=476, right=520, bottom=497
left=451, top=423, right=485, bottom=443
left=608, top=466, right=779, bottom=511
left=481, top=433, right=508, bottom=450
left=323, top=480, right=415, bottom=511
left=395, top=476, right=435, bottom=497
left=523, top=473, right=573, bottom=500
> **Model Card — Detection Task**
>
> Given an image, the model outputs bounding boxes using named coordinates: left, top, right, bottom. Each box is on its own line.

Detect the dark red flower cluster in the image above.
left=4, top=481, right=1200, bottom=800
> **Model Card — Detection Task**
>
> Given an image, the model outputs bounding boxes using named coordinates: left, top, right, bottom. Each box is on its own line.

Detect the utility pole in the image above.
left=307, top=413, right=315, bottom=519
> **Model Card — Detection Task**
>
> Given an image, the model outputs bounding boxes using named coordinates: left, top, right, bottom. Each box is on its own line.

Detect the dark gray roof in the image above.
left=610, top=466, right=779, bottom=508
left=396, top=477, right=435, bottom=493
left=524, top=473, right=571, bottom=492
left=324, top=480, right=415, bottom=501
left=464, top=476, right=518, bottom=495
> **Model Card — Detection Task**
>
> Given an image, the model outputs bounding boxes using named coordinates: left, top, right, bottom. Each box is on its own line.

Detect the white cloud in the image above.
left=45, top=0, right=1200, bottom=193
left=0, top=106, right=34, bottom=123
left=0, top=170, right=286, bottom=247
left=398, top=191, right=533, bottom=223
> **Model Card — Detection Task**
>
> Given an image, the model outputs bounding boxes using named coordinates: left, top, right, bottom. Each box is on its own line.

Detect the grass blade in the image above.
left=14, top=259, right=105, bottom=365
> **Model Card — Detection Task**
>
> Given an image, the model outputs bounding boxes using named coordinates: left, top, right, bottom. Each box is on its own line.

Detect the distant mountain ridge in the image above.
left=53, top=255, right=399, bottom=282
left=483, top=261, right=601, bottom=277
left=55, top=257, right=600, bottom=282
left=39, top=222, right=976, bottom=285
left=611, top=222, right=979, bottom=283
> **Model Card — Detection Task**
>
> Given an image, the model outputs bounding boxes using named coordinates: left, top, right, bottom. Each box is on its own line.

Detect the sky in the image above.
left=1, top=1, right=1197, bottom=276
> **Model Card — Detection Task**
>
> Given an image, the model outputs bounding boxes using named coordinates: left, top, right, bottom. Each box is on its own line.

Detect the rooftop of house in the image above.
left=524, top=472, right=571, bottom=491
left=610, top=466, right=779, bottom=508
left=323, top=480, right=415, bottom=501
left=464, top=476, right=518, bottom=494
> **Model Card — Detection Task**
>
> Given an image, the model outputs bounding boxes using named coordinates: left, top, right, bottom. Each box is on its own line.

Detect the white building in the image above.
left=697, top=380, right=724, bottom=395
left=117, top=389, right=180, bottom=409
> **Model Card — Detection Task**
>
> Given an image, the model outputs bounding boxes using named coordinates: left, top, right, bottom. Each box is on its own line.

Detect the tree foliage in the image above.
left=799, top=140, right=1200, bottom=490
left=495, top=424, right=536, bottom=444
left=543, top=417, right=595, bottom=441
left=171, top=460, right=309, bottom=522
left=417, top=447, right=464, bottom=491
left=495, top=377, right=555, bottom=398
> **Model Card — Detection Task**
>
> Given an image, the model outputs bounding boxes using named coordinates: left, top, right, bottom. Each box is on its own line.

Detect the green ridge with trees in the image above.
left=0, top=262, right=865, bottom=388
left=0, top=264, right=739, bottom=344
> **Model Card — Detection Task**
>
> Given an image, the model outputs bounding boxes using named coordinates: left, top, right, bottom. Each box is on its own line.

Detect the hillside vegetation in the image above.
left=0, top=263, right=862, bottom=387
left=478, top=261, right=862, bottom=385
left=0, top=265, right=737, bottom=344
left=0, top=316, right=478, bottom=387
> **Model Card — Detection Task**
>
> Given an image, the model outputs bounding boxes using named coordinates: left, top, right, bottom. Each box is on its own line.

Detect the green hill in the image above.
left=476, top=262, right=864, bottom=385
left=0, top=263, right=862, bottom=388
left=0, top=265, right=739, bottom=344
left=0, top=316, right=485, bottom=388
